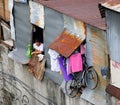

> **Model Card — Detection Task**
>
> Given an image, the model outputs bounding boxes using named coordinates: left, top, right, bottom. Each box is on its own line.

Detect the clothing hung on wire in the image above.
left=57, top=56, right=73, bottom=81
left=80, top=44, right=86, bottom=55
left=48, top=49, right=60, bottom=72
left=66, top=52, right=83, bottom=75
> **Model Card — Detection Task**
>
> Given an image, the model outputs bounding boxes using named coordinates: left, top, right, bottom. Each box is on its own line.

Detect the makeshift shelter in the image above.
left=0, top=0, right=109, bottom=104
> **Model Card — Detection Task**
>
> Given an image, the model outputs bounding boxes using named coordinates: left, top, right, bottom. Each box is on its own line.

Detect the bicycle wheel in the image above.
left=85, top=67, right=98, bottom=89
left=65, top=79, right=78, bottom=98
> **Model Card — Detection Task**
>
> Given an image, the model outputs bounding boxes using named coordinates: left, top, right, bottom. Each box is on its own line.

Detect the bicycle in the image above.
left=65, top=57, right=99, bottom=98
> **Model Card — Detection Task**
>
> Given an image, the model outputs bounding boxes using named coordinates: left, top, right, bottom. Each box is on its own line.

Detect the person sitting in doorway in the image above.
left=31, top=39, right=44, bottom=61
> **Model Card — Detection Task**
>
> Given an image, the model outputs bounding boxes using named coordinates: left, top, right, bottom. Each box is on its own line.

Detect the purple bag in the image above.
left=57, top=56, right=73, bottom=81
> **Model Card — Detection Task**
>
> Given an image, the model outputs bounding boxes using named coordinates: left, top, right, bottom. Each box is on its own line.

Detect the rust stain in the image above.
left=35, top=20, right=41, bottom=27
left=49, top=29, right=85, bottom=58
left=90, top=27, right=107, bottom=86
left=76, top=20, right=86, bottom=38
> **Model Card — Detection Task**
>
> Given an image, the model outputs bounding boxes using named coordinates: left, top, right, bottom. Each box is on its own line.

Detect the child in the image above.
left=32, top=40, right=44, bottom=61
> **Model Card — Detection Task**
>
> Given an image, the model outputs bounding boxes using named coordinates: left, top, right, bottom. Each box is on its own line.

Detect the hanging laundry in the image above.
left=57, top=56, right=73, bottom=81
left=69, top=53, right=83, bottom=73
left=80, top=44, right=86, bottom=55
left=66, top=58, right=72, bottom=75
left=48, top=49, right=60, bottom=72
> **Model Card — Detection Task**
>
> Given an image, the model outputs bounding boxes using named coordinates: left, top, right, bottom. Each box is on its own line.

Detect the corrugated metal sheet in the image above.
left=63, top=15, right=86, bottom=38
left=49, top=29, right=85, bottom=58
left=106, top=10, right=120, bottom=63
left=34, top=0, right=106, bottom=30
left=101, top=0, right=120, bottom=13
left=29, top=1, right=44, bottom=29
left=87, top=25, right=107, bottom=86
left=44, top=7, right=64, bottom=67
left=90, top=28, right=106, bottom=67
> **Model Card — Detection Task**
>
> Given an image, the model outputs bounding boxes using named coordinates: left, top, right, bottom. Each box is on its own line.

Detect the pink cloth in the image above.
left=80, top=44, right=85, bottom=55
left=66, top=58, right=72, bottom=75
left=69, top=53, right=83, bottom=73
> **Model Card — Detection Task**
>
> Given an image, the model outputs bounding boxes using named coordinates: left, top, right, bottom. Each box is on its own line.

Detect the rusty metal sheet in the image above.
left=49, top=29, right=85, bottom=58
left=90, top=27, right=107, bottom=86
left=91, top=29, right=106, bottom=67
left=29, top=1, right=44, bottom=29
left=101, top=0, right=120, bottom=13
left=34, top=0, right=106, bottom=30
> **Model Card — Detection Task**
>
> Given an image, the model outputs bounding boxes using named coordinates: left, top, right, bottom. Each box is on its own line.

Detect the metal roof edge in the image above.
left=33, top=0, right=106, bottom=30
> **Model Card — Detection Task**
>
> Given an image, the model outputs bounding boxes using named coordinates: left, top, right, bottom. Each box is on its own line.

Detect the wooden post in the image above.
left=106, top=84, right=120, bottom=100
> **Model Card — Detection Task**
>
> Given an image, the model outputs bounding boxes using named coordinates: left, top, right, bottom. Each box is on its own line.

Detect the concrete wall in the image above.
left=0, top=45, right=93, bottom=105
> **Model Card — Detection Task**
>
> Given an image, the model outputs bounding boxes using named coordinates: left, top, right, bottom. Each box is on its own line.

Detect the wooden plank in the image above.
left=4, top=0, right=10, bottom=21
left=0, top=0, right=4, bottom=19
left=0, top=40, right=13, bottom=50
left=106, top=84, right=120, bottom=99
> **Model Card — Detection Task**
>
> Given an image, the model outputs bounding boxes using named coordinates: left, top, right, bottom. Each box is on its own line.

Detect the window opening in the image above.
left=28, top=24, right=45, bottom=80
left=32, top=25, right=43, bottom=44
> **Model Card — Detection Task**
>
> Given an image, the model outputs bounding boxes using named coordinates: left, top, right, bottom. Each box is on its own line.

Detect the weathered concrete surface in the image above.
left=0, top=44, right=94, bottom=105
